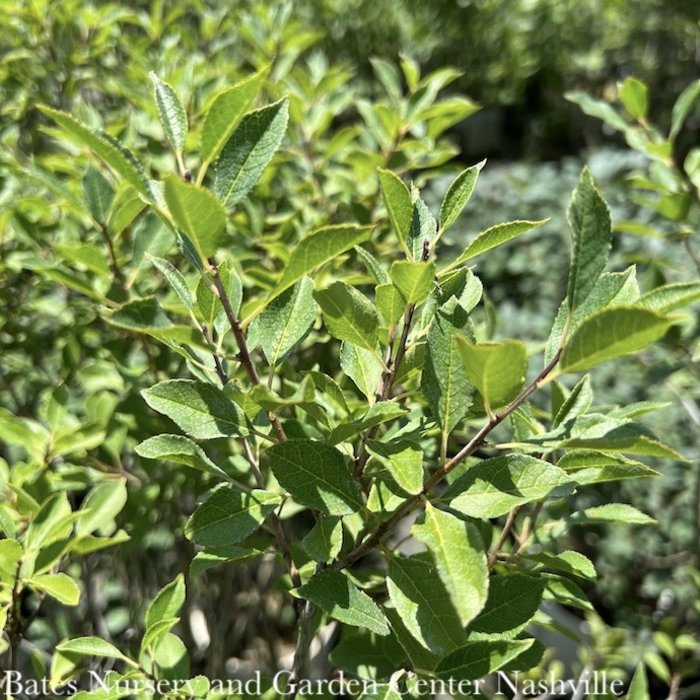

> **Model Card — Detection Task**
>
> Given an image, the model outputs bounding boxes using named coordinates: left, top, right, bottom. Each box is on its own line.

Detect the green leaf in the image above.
left=76, top=479, right=127, bottom=535
left=145, top=574, right=185, bottom=630
left=38, top=105, right=153, bottom=199
left=572, top=503, right=656, bottom=525
left=626, top=664, right=649, bottom=700
left=378, top=168, right=412, bottom=247
left=25, top=493, right=73, bottom=551
left=329, top=402, right=406, bottom=445
left=386, top=555, right=466, bottom=655
left=526, top=551, right=596, bottom=581
left=341, top=342, right=383, bottom=402
left=422, top=299, right=475, bottom=433
left=142, top=379, right=248, bottom=440
left=266, top=439, right=363, bottom=516
left=637, top=281, right=700, bottom=313
left=366, top=440, right=423, bottom=495
left=150, top=72, right=187, bottom=154
left=670, top=79, right=700, bottom=139
left=449, top=219, right=547, bottom=270
left=258, top=225, right=373, bottom=317
left=184, top=486, right=280, bottom=547
left=376, top=284, right=406, bottom=326
left=149, top=255, right=193, bottom=311
left=56, top=637, right=133, bottom=664
left=330, top=629, right=407, bottom=681
left=384, top=607, right=440, bottom=671
left=314, top=282, right=380, bottom=351
left=0, top=539, right=23, bottom=582
left=163, top=176, right=227, bottom=261
left=200, top=68, right=267, bottom=164
left=566, top=167, right=612, bottom=312
left=439, top=160, right=485, bottom=232
left=248, top=277, right=316, bottom=366
left=390, top=261, right=435, bottom=305
left=469, top=573, right=545, bottom=637
left=406, top=198, right=437, bottom=261
left=456, top=338, right=527, bottom=414
left=27, top=573, right=80, bottom=606
left=214, top=97, right=289, bottom=208
left=298, top=569, right=389, bottom=635
left=82, top=166, right=114, bottom=223
left=135, top=434, right=229, bottom=479
left=559, top=307, right=672, bottom=373
left=619, top=77, right=648, bottom=120
left=301, top=517, right=343, bottom=563
left=435, top=639, right=534, bottom=681
left=565, top=91, right=629, bottom=132
left=446, top=455, right=573, bottom=518
left=552, top=374, right=593, bottom=429
left=412, top=503, right=489, bottom=626
left=543, top=575, right=593, bottom=611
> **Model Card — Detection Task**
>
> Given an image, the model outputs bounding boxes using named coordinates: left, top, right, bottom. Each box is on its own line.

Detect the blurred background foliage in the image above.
left=1, top=0, right=699, bottom=694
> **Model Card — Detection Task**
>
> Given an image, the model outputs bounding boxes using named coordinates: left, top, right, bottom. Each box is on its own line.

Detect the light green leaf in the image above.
left=572, top=503, right=656, bottom=525
left=559, top=307, right=672, bottom=373
left=543, top=575, right=593, bottom=611
left=150, top=72, right=187, bottom=154
left=446, top=220, right=547, bottom=270
left=200, top=68, right=267, bottom=164
left=301, top=517, right=343, bottom=563
left=566, top=167, right=612, bottom=312
left=435, top=639, right=534, bottom=681
left=248, top=277, right=317, bottom=366
left=376, top=283, right=406, bottom=326
left=422, top=299, right=474, bottom=433
left=142, top=379, right=248, bottom=440
left=184, top=486, right=280, bottom=547
left=341, top=342, right=384, bottom=402
left=387, top=555, right=466, bottom=655
left=266, top=439, right=363, bottom=516
left=256, top=225, right=373, bottom=319
left=565, top=91, right=629, bottom=132
left=27, top=573, right=80, bottom=606
left=106, top=297, right=171, bottom=331
left=390, top=261, right=435, bottom=305
left=637, top=281, right=700, bottom=313
left=0, top=539, right=23, bottom=581
left=38, top=105, right=153, bottom=199
left=619, top=77, right=648, bottom=121
left=329, top=402, right=406, bottom=445
left=552, top=374, right=593, bottom=429
left=412, top=503, right=488, bottom=626
left=439, top=160, right=485, bottom=232
left=25, top=493, right=73, bottom=551
left=469, top=573, right=545, bottom=637
left=378, top=168, right=412, bottom=247
left=314, top=282, right=380, bottom=351
left=56, top=637, right=132, bottom=664
left=670, top=79, right=700, bottom=139
left=214, top=97, right=289, bottom=208
left=135, top=434, right=229, bottom=478
left=456, top=338, right=527, bottom=414
left=446, top=455, right=573, bottom=518
left=525, top=551, right=596, bottom=581
left=366, top=440, right=423, bottom=495
left=76, top=479, right=127, bottom=535
left=82, top=165, right=114, bottom=223
left=163, top=176, right=227, bottom=261
left=298, top=569, right=389, bottom=635
left=626, top=664, right=649, bottom=700
left=406, top=198, right=437, bottom=261
left=145, top=574, right=185, bottom=630
left=149, top=255, right=193, bottom=310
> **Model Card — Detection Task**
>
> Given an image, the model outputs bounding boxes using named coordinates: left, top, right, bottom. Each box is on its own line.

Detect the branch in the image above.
left=336, top=346, right=563, bottom=570
left=207, top=258, right=287, bottom=442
